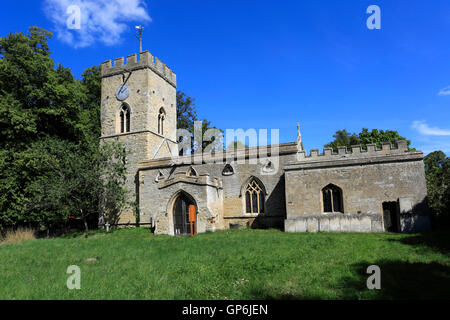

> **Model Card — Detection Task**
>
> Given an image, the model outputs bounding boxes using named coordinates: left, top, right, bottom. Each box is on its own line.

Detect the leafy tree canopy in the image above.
left=424, top=151, right=450, bottom=227
left=176, top=91, right=222, bottom=153
left=0, top=27, right=127, bottom=232
left=325, top=128, right=412, bottom=152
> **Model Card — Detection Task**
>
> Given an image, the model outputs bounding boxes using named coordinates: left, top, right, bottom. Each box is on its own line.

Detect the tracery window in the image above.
left=244, top=179, right=265, bottom=214
left=322, top=184, right=344, bottom=213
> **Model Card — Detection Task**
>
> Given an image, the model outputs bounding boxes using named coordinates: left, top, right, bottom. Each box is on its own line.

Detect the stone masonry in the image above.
left=284, top=141, right=430, bottom=233
left=100, top=52, right=178, bottom=223
left=100, top=51, right=431, bottom=234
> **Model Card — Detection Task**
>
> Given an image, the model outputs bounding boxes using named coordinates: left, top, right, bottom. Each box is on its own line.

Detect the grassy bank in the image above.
left=0, top=228, right=448, bottom=299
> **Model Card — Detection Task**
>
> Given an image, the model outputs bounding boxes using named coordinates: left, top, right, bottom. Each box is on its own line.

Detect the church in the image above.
left=100, top=51, right=431, bottom=235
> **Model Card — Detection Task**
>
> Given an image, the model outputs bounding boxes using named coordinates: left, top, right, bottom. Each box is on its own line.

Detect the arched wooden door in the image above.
left=173, top=193, right=197, bottom=235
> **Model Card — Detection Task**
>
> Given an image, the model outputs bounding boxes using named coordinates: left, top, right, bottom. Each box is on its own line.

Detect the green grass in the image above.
left=0, top=228, right=449, bottom=300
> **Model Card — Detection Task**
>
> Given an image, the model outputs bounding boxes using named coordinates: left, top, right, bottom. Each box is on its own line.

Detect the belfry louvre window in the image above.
left=322, top=184, right=344, bottom=213
left=245, top=179, right=265, bottom=214
left=120, top=104, right=131, bottom=133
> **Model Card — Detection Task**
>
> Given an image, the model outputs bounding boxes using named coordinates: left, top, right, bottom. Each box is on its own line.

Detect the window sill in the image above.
left=322, top=211, right=344, bottom=214
left=224, top=214, right=260, bottom=219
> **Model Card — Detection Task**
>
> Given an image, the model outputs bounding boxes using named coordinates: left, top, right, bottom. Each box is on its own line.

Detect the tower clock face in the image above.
left=116, top=84, right=130, bottom=101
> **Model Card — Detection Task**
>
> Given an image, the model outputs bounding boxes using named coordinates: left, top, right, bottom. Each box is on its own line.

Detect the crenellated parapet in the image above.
left=286, top=140, right=425, bottom=169
left=101, top=51, right=177, bottom=87
left=296, top=140, right=410, bottom=160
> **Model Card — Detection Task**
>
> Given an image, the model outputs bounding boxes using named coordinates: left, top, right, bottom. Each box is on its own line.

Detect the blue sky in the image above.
left=2, top=0, right=450, bottom=154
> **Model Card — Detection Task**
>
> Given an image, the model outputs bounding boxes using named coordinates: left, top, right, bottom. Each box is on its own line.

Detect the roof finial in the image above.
left=296, top=123, right=304, bottom=152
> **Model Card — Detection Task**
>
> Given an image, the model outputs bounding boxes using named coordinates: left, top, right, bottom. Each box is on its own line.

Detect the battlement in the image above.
left=282, top=140, right=424, bottom=171
left=296, top=140, right=414, bottom=161
left=101, top=51, right=177, bottom=87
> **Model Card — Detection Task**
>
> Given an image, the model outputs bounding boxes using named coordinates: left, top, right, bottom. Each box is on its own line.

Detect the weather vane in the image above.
left=135, top=25, right=144, bottom=53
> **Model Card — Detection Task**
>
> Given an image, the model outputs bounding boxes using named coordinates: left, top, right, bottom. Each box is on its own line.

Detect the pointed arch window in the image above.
left=222, top=164, right=234, bottom=176
left=244, top=179, right=265, bottom=214
left=158, top=108, right=166, bottom=135
left=155, top=170, right=165, bottom=182
left=120, top=104, right=131, bottom=133
left=186, top=166, right=198, bottom=177
left=322, top=184, right=344, bottom=213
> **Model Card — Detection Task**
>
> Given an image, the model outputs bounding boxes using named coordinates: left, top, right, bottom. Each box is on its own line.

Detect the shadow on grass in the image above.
left=338, top=260, right=450, bottom=300
left=390, top=231, right=450, bottom=255
left=248, top=290, right=321, bottom=300
left=249, top=259, right=450, bottom=300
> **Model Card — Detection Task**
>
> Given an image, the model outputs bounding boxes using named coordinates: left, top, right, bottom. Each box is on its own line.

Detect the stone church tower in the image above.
left=100, top=51, right=178, bottom=224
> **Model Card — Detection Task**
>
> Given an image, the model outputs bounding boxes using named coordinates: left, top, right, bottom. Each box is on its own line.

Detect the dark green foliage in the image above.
left=0, top=27, right=128, bottom=232
left=79, top=65, right=102, bottom=141
left=176, top=91, right=198, bottom=134
left=325, top=128, right=412, bottom=152
left=424, top=151, right=450, bottom=228
left=325, top=129, right=359, bottom=152
left=358, top=128, right=412, bottom=149
left=98, top=140, right=129, bottom=227
left=17, top=137, right=129, bottom=232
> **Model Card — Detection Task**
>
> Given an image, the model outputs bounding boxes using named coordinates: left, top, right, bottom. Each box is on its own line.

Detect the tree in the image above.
left=0, top=26, right=81, bottom=231
left=98, top=140, right=130, bottom=228
left=443, top=159, right=450, bottom=226
left=176, top=91, right=198, bottom=134
left=358, top=128, right=412, bottom=149
left=79, top=65, right=101, bottom=142
left=0, top=27, right=128, bottom=233
left=424, top=151, right=450, bottom=228
left=325, top=130, right=359, bottom=152
left=325, top=128, right=412, bottom=152
left=20, top=137, right=129, bottom=232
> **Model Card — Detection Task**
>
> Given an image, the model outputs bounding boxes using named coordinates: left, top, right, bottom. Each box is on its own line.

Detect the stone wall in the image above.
left=284, top=141, right=430, bottom=233
left=100, top=51, right=178, bottom=225
left=137, top=143, right=299, bottom=234
left=285, top=213, right=383, bottom=233
left=101, top=51, right=176, bottom=87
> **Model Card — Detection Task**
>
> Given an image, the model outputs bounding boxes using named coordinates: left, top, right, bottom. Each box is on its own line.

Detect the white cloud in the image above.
left=418, top=143, right=450, bottom=155
left=438, top=85, right=450, bottom=96
left=43, top=0, right=151, bottom=48
left=412, top=120, right=450, bottom=136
